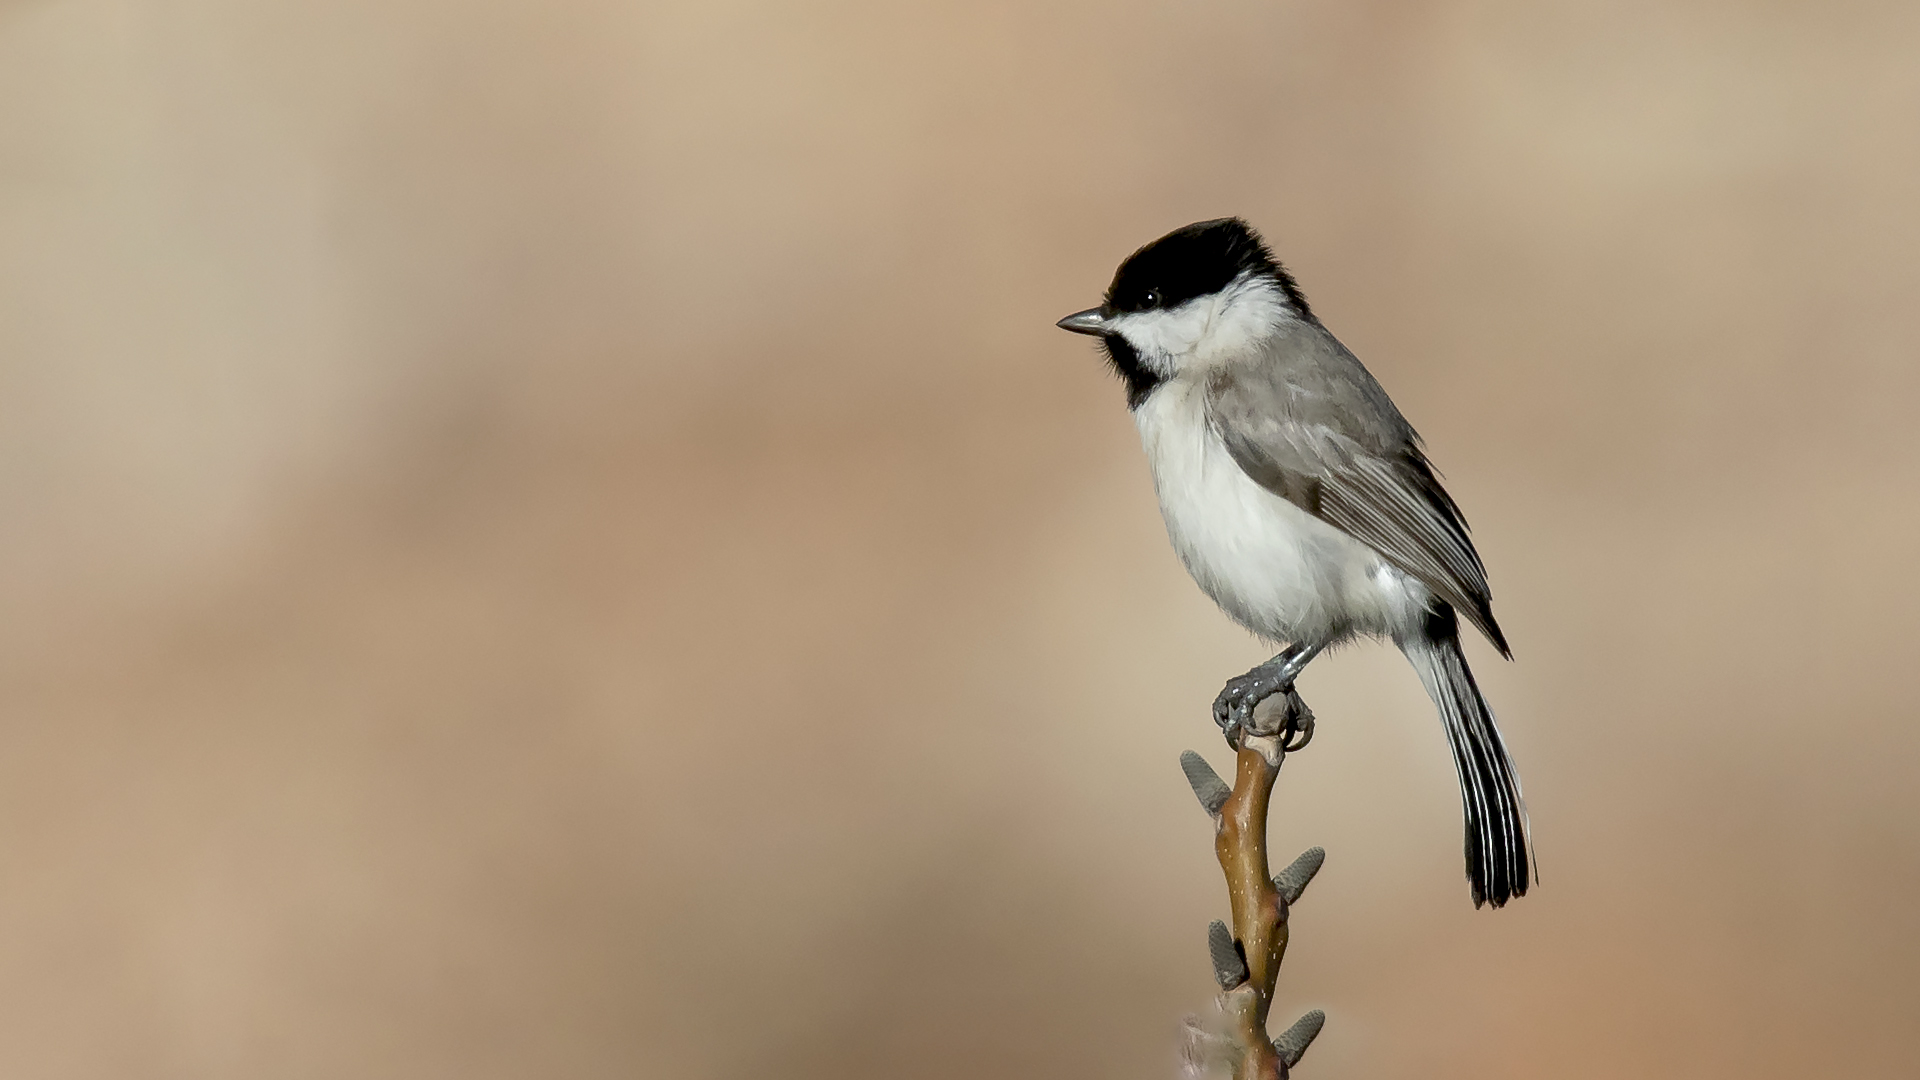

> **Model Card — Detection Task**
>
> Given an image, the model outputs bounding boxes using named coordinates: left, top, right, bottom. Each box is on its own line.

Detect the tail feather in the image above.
left=1401, top=608, right=1533, bottom=908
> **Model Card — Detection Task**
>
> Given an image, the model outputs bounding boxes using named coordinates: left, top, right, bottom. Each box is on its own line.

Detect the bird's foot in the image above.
left=1212, top=666, right=1285, bottom=745
left=1212, top=649, right=1319, bottom=751
left=1205, top=664, right=1297, bottom=749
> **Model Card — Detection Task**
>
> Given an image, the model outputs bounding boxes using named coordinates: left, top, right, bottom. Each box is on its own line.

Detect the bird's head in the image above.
left=1057, top=218, right=1310, bottom=407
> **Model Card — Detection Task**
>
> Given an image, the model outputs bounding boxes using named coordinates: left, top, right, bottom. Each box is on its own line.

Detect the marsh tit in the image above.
left=1058, top=218, right=1532, bottom=907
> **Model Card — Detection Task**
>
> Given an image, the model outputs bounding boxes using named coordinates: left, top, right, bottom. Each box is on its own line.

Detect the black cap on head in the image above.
left=1105, top=217, right=1310, bottom=317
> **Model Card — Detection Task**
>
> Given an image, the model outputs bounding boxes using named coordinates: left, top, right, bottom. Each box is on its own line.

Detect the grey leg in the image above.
left=1211, top=642, right=1325, bottom=747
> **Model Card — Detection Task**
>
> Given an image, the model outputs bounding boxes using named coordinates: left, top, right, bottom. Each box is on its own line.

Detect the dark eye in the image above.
left=1143, top=289, right=1161, bottom=308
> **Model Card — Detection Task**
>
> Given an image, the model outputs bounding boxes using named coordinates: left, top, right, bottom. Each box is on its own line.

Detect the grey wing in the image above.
left=1205, top=330, right=1510, bottom=656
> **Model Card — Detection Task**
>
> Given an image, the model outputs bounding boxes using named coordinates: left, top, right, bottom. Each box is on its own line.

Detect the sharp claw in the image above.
left=1269, top=693, right=1313, bottom=751
left=1211, top=691, right=1240, bottom=733
left=1216, top=712, right=1243, bottom=749
left=1281, top=717, right=1313, bottom=751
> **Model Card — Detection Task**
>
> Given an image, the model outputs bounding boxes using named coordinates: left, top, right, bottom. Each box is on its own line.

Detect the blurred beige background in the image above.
left=2, top=0, right=1917, bottom=1076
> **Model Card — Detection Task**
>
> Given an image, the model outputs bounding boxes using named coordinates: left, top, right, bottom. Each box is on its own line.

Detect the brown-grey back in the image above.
left=1219, top=319, right=1417, bottom=455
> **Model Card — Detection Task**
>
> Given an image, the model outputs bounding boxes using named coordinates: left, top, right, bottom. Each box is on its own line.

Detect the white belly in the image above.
left=1133, top=380, right=1430, bottom=646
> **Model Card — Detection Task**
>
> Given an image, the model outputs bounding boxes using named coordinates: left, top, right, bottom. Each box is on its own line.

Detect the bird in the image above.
left=1056, top=217, right=1532, bottom=908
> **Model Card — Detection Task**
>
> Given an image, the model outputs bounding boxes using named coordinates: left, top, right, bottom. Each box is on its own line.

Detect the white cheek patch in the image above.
left=1110, top=300, right=1215, bottom=377
left=1109, top=274, right=1293, bottom=377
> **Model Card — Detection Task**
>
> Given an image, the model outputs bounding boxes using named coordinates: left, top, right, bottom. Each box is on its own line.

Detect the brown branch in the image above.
left=1180, top=691, right=1325, bottom=1079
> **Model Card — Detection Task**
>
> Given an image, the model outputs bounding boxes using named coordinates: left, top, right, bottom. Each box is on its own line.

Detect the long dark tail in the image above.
left=1399, top=607, right=1533, bottom=908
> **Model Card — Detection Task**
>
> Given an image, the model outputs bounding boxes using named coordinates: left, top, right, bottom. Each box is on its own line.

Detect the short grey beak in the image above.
left=1055, top=307, right=1112, bottom=336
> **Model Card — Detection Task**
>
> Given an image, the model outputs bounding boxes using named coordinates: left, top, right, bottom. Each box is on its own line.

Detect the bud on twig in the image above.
left=1275, top=1010, right=1326, bottom=1068
left=1181, top=750, right=1232, bottom=817
left=1274, top=848, right=1325, bottom=907
left=1208, top=920, right=1250, bottom=989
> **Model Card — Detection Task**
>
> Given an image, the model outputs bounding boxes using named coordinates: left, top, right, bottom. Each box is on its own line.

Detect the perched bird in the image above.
left=1057, top=218, right=1532, bottom=907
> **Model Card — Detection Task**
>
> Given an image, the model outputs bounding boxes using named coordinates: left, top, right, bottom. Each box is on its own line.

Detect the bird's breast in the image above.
left=1131, top=380, right=1427, bottom=645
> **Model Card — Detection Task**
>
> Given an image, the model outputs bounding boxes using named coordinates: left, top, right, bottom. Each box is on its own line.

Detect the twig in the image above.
left=1180, top=691, right=1325, bottom=1078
